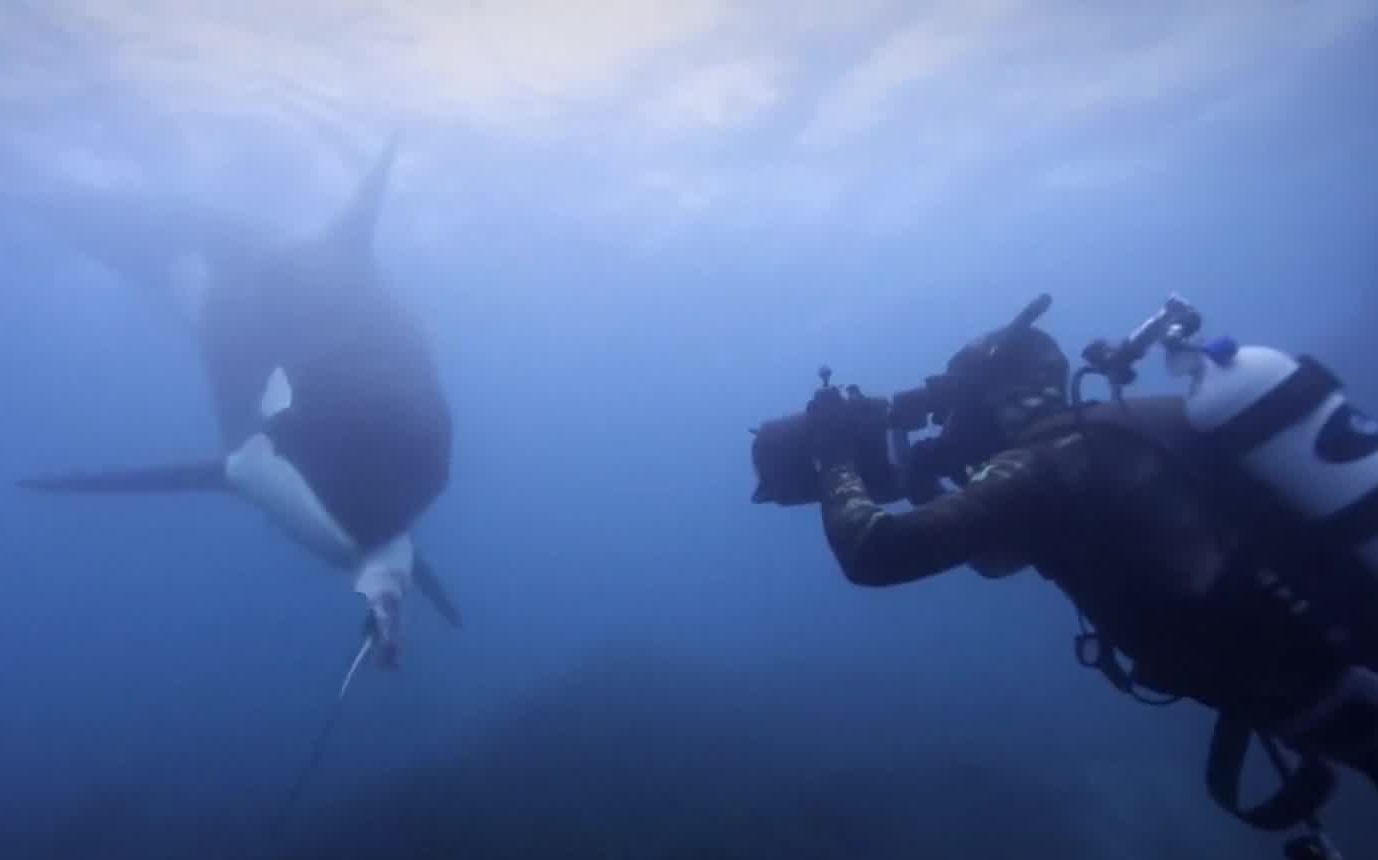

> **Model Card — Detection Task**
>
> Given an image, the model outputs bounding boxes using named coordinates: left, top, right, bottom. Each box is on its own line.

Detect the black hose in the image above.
left=1262, top=736, right=1345, bottom=860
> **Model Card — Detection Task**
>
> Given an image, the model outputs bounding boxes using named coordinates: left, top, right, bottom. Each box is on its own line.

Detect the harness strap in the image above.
left=1317, top=484, right=1378, bottom=550
left=1074, top=630, right=1132, bottom=693
left=1204, top=356, right=1340, bottom=457
left=1026, top=396, right=1345, bottom=836
left=1073, top=614, right=1181, bottom=706
left=1206, top=713, right=1337, bottom=832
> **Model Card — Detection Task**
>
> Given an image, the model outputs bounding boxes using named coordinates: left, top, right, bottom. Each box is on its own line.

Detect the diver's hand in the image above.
left=805, top=385, right=856, bottom=468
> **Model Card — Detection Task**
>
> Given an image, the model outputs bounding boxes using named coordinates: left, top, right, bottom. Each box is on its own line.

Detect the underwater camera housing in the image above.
left=749, top=294, right=1053, bottom=506
left=749, top=371, right=903, bottom=506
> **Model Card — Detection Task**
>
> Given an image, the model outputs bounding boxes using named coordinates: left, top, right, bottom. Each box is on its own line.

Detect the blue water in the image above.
left=1, top=7, right=1376, bottom=859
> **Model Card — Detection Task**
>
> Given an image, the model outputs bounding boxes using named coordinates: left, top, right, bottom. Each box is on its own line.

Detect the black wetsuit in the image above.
left=817, top=405, right=1378, bottom=790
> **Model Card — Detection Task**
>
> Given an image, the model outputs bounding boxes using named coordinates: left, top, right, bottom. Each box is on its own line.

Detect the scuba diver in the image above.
left=755, top=294, right=1378, bottom=859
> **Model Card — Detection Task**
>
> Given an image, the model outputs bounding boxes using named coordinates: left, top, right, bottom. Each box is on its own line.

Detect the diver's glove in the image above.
left=805, top=385, right=858, bottom=468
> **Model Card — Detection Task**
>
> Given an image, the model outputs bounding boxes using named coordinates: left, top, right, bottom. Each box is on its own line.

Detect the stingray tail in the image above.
left=16, top=460, right=228, bottom=494
left=338, top=633, right=374, bottom=701
left=268, top=638, right=363, bottom=848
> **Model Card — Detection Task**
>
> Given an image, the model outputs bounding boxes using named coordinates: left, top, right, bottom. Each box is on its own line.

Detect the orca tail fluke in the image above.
left=16, top=460, right=228, bottom=494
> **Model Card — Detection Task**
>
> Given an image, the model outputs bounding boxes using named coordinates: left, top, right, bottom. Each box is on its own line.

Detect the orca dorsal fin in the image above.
left=326, top=132, right=401, bottom=260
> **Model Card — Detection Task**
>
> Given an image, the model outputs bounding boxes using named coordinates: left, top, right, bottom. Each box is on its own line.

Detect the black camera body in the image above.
left=749, top=387, right=905, bottom=506
left=749, top=293, right=1054, bottom=508
left=748, top=379, right=966, bottom=508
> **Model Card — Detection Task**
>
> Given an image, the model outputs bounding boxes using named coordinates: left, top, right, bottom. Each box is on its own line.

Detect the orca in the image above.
left=14, top=136, right=460, bottom=678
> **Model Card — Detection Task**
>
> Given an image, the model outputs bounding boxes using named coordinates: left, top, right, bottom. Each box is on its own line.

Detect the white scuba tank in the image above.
left=1172, top=342, right=1378, bottom=574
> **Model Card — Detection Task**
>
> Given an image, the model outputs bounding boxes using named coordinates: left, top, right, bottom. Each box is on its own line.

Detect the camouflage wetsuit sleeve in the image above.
left=818, top=445, right=1064, bottom=586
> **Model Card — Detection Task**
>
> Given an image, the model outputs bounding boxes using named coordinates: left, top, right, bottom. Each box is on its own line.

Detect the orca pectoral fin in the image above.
left=413, top=553, right=462, bottom=629
left=16, top=460, right=228, bottom=494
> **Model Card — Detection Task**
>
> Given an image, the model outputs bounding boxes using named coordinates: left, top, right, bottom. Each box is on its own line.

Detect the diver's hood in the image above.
left=923, top=293, right=1058, bottom=426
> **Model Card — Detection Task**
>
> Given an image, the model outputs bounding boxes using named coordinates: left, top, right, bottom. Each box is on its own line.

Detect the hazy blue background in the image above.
left=0, top=3, right=1376, bottom=858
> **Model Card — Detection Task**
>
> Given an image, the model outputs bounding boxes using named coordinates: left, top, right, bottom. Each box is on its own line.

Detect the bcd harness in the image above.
left=1016, top=364, right=1364, bottom=837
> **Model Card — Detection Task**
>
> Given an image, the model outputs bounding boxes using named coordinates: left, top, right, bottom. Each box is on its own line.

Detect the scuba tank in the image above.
left=1180, top=344, right=1378, bottom=572
left=1079, top=294, right=1378, bottom=583
left=1078, top=295, right=1375, bottom=860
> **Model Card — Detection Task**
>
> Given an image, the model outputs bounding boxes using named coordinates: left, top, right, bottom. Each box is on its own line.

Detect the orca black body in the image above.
left=12, top=135, right=460, bottom=659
